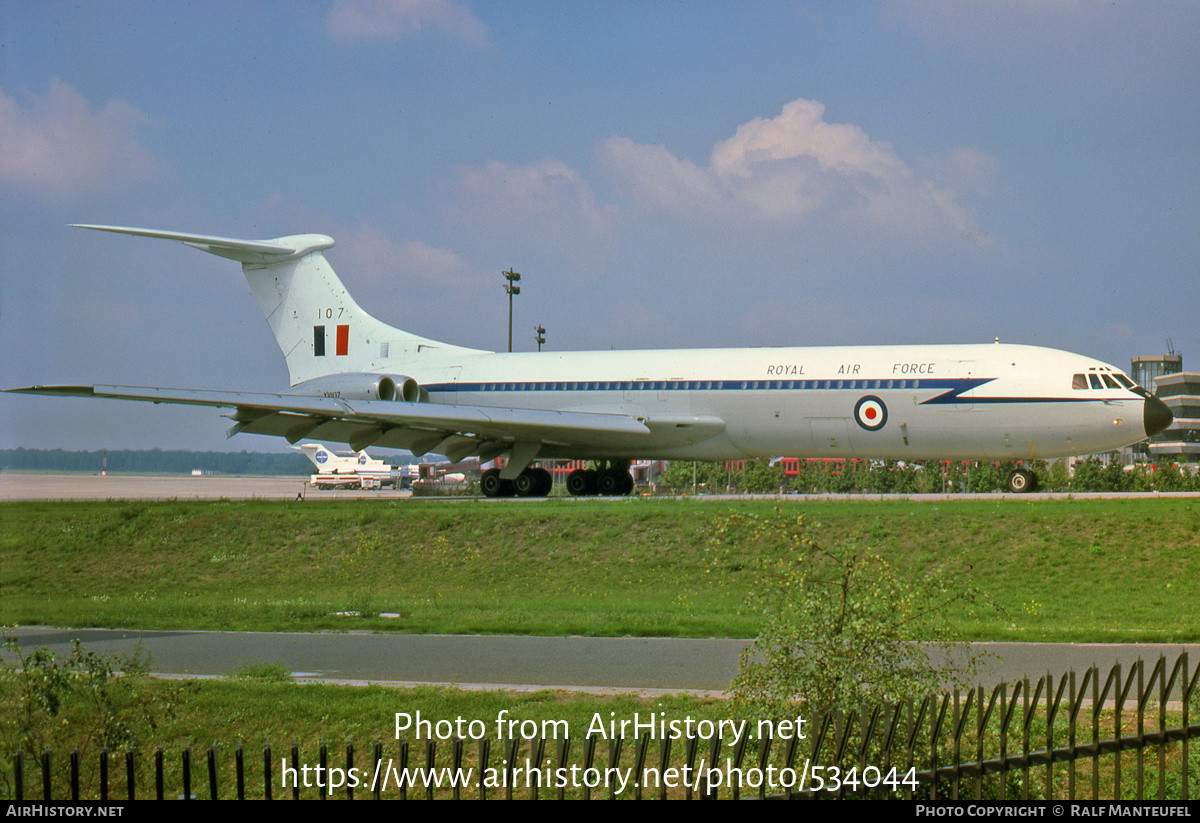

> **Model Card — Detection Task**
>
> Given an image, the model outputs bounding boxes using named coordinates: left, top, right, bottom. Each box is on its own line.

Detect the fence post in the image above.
left=1137, top=659, right=1146, bottom=798
left=755, top=724, right=772, bottom=802
left=99, top=746, right=108, bottom=802
left=683, top=733, right=698, bottom=801
left=182, top=745, right=191, bottom=800
left=290, top=742, right=300, bottom=801
left=555, top=736, right=569, bottom=801
left=635, top=733, right=650, bottom=802
left=530, top=736, right=546, bottom=801
left=504, top=736, right=518, bottom=801
left=423, top=739, right=435, bottom=801
left=235, top=744, right=244, bottom=800
left=372, top=741, right=382, bottom=801
left=582, top=734, right=596, bottom=801
left=451, top=737, right=463, bottom=801
left=263, top=743, right=272, bottom=801
left=727, top=722, right=746, bottom=801
left=154, top=746, right=163, bottom=800
left=397, top=738, right=409, bottom=801
left=207, top=744, right=218, bottom=800
left=1183, top=653, right=1195, bottom=801
left=318, top=741, right=327, bottom=801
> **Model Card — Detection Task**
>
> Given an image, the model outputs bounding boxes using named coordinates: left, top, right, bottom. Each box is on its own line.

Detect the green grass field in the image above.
left=2, top=497, right=1197, bottom=641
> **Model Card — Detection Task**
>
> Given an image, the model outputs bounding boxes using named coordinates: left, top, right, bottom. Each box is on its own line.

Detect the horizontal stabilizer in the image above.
left=71, top=224, right=332, bottom=263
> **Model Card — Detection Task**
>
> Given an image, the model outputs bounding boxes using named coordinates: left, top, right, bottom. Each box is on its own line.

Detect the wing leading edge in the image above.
left=5, top=384, right=691, bottom=466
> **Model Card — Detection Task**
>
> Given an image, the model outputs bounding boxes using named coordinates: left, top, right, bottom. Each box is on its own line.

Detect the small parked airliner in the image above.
left=9, top=225, right=1173, bottom=496
left=293, top=442, right=404, bottom=490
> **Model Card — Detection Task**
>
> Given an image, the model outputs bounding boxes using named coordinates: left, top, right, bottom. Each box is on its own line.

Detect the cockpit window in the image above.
left=1074, top=371, right=1140, bottom=391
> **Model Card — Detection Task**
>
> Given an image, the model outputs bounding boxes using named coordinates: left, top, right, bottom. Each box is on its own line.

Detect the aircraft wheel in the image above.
left=620, top=472, right=635, bottom=495
left=514, top=470, right=551, bottom=498
left=1006, top=469, right=1037, bottom=494
left=481, top=469, right=511, bottom=498
left=566, top=469, right=591, bottom=496
left=598, top=470, right=622, bottom=496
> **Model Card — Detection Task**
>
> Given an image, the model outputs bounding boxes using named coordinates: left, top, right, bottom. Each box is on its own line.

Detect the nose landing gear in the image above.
left=1006, top=468, right=1038, bottom=493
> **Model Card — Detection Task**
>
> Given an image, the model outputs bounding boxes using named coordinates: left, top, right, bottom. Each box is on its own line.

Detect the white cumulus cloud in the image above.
left=327, top=0, right=486, bottom=43
left=599, top=97, right=987, bottom=239
left=0, top=78, right=161, bottom=196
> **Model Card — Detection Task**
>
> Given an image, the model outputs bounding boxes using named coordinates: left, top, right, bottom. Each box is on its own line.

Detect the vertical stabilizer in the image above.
left=73, top=224, right=488, bottom=386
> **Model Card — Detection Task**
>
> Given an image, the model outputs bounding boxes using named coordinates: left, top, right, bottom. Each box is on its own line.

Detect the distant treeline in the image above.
left=0, top=448, right=313, bottom=476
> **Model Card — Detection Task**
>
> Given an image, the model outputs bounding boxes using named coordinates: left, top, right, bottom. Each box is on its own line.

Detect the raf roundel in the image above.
left=854, top=395, right=888, bottom=431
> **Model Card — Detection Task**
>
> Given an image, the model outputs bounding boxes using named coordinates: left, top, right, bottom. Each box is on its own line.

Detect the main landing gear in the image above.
left=479, top=460, right=636, bottom=498
left=480, top=466, right=553, bottom=498
left=1006, top=468, right=1038, bottom=494
left=566, top=460, right=635, bottom=497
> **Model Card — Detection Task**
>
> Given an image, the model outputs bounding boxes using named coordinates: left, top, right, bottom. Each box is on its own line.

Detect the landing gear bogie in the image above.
left=484, top=467, right=553, bottom=498
left=567, top=462, right=635, bottom=496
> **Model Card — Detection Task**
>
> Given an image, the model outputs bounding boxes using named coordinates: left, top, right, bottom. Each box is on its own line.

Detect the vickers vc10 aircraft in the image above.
left=10, top=225, right=1173, bottom=497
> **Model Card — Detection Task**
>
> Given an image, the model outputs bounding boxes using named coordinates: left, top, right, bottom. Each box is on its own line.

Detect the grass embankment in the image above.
left=1, top=497, right=1197, bottom=641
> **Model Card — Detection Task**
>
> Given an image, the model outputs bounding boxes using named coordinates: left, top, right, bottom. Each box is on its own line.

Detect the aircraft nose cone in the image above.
left=1144, top=395, right=1173, bottom=438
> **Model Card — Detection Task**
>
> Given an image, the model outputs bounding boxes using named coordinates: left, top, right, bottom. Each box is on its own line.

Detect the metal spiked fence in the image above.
left=6, top=654, right=1198, bottom=800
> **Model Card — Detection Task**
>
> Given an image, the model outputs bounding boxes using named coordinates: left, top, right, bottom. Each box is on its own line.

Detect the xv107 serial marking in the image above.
left=10, top=225, right=1173, bottom=496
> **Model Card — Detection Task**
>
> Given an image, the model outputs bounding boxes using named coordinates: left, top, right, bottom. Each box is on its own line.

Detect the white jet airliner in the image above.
left=9, top=225, right=1173, bottom=497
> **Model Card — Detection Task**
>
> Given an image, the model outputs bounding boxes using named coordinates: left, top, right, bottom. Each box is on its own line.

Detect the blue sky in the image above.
left=2, top=0, right=1197, bottom=451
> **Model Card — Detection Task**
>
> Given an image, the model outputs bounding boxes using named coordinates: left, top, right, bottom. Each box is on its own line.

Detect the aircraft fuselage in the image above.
left=390, top=342, right=1152, bottom=463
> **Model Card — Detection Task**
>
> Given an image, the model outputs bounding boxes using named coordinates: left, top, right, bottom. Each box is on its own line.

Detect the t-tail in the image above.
left=72, top=225, right=487, bottom=387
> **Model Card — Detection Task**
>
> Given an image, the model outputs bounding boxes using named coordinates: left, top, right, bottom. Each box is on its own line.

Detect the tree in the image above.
left=722, top=510, right=987, bottom=718
left=741, top=458, right=785, bottom=494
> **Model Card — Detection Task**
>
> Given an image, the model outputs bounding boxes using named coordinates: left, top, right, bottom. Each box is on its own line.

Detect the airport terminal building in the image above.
left=1149, top=371, right=1200, bottom=464
left=1133, top=353, right=1200, bottom=464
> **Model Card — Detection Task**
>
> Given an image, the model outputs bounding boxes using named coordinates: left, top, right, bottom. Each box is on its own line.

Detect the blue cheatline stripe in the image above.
left=411, top=376, right=1115, bottom=406
left=421, top=377, right=981, bottom=394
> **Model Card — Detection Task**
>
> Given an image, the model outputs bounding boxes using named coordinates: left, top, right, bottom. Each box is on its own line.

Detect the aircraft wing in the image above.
left=5, top=384, right=722, bottom=466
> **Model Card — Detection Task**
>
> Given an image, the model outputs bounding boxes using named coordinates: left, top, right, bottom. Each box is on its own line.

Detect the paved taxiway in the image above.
left=9, top=627, right=1199, bottom=697
left=3, top=473, right=1199, bottom=501
left=0, top=473, right=405, bottom=501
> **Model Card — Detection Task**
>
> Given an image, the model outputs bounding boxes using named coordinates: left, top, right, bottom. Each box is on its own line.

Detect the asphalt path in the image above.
left=8, top=627, right=1199, bottom=698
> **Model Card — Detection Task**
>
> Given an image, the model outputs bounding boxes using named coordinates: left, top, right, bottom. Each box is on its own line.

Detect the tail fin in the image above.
left=74, top=225, right=487, bottom=385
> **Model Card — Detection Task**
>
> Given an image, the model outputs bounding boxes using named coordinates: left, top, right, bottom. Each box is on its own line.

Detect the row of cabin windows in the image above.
left=473, top=379, right=923, bottom=392
left=1072, top=372, right=1135, bottom=391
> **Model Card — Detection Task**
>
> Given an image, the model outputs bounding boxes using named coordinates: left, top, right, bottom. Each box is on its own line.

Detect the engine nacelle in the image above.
left=291, top=373, right=422, bottom=402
